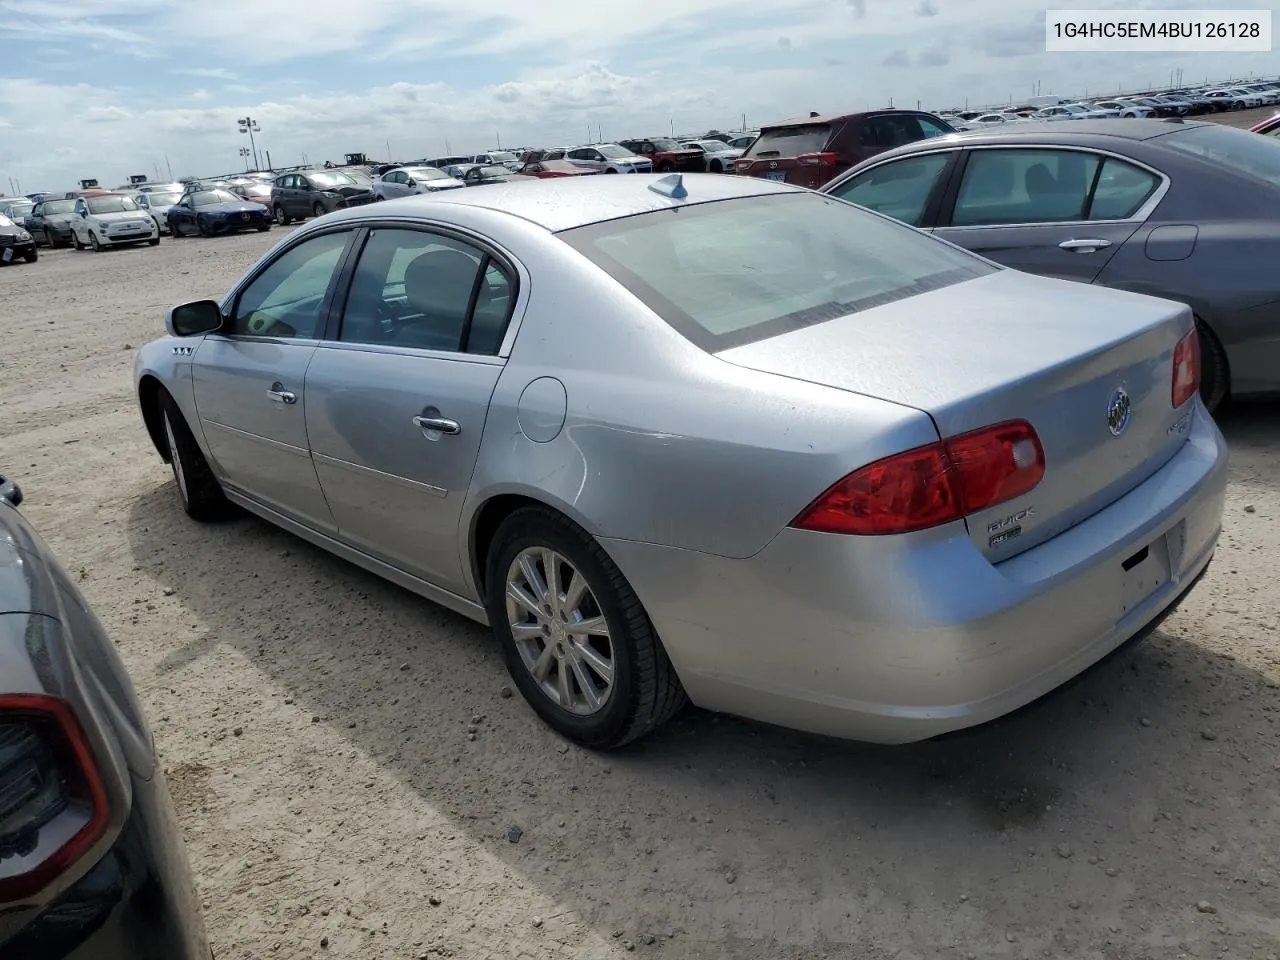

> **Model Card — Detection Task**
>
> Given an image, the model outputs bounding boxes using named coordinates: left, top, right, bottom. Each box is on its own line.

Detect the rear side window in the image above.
left=1088, top=158, right=1160, bottom=220
left=744, top=124, right=832, bottom=158
left=559, top=193, right=992, bottom=351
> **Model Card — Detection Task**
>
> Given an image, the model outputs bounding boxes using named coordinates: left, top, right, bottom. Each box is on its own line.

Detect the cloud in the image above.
left=84, top=105, right=131, bottom=122
left=915, top=42, right=949, bottom=67
left=881, top=49, right=910, bottom=67
left=978, top=18, right=1044, bottom=58
left=847, top=0, right=867, bottom=16
left=777, top=35, right=792, bottom=49
left=179, top=67, right=237, bottom=80
left=915, top=0, right=938, bottom=15
left=190, top=89, right=212, bottom=101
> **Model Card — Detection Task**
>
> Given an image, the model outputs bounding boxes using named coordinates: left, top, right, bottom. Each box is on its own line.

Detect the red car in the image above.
left=518, top=159, right=601, bottom=178
left=1250, top=113, right=1280, bottom=136
left=732, top=109, right=956, bottom=189
left=618, top=138, right=707, bottom=173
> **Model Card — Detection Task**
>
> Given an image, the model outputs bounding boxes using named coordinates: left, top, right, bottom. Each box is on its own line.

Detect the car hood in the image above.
left=324, top=185, right=372, bottom=197
left=201, top=201, right=268, bottom=214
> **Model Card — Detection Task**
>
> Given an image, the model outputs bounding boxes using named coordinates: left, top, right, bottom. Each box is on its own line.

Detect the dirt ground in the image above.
left=4, top=119, right=1280, bottom=959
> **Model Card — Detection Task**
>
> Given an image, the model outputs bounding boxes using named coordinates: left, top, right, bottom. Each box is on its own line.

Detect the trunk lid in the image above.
left=718, top=270, right=1195, bottom=561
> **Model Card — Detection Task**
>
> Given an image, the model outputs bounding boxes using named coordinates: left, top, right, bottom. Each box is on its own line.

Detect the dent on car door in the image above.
left=304, top=226, right=515, bottom=596
left=825, top=151, right=958, bottom=227
left=932, top=148, right=1161, bottom=283
left=191, top=229, right=354, bottom=531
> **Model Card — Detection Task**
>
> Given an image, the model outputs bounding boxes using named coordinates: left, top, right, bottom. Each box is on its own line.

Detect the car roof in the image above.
left=326, top=172, right=797, bottom=233
left=761, top=109, right=939, bottom=130
left=865, top=117, right=1203, bottom=161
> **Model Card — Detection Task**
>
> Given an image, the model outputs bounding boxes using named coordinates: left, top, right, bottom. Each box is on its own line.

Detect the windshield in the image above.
left=477, top=166, right=511, bottom=177
left=744, top=124, right=832, bottom=158
left=650, top=139, right=682, bottom=152
left=596, top=145, right=634, bottom=159
left=4, top=202, right=33, bottom=216
left=148, top=192, right=182, bottom=206
left=86, top=196, right=139, bottom=213
left=489, top=152, right=517, bottom=162
left=191, top=190, right=238, bottom=206
left=559, top=193, right=993, bottom=351
left=237, top=185, right=271, bottom=198
left=406, top=167, right=449, bottom=181
left=43, top=199, right=74, bottom=215
left=308, top=171, right=356, bottom=188
left=1160, top=124, right=1280, bottom=189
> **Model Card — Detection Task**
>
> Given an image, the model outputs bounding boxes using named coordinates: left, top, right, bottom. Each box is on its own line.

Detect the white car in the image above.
left=970, top=113, right=1027, bottom=125
left=70, top=193, right=159, bottom=251
left=679, top=139, right=743, bottom=173
left=372, top=166, right=466, bottom=200
left=135, top=188, right=183, bottom=234
left=560, top=144, right=653, bottom=174
left=1034, top=103, right=1118, bottom=121
left=1202, top=88, right=1260, bottom=109
left=470, top=151, right=523, bottom=172
left=1093, top=100, right=1153, bottom=118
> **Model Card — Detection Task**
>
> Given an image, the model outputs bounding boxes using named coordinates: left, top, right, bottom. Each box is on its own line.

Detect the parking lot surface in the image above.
left=3, top=181, right=1279, bottom=959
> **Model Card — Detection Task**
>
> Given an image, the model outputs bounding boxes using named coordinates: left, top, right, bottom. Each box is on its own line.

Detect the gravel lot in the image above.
left=4, top=117, right=1280, bottom=959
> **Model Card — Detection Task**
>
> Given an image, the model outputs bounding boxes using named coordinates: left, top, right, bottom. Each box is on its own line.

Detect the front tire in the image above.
left=44, top=228, right=57, bottom=248
left=72, top=231, right=84, bottom=250
left=159, top=391, right=238, bottom=522
left=148, top=234, right=160, bottom=246
left=24, top=247, right=36, bottom=263
left=196, top=216, right=212, bottom=237
left=485, top=506, right=687, bottom=749
left=312, top=202, right=326, bottom=219
left=274, top=205, right=291, bottom=225
left=89, top=232, right=103, bottom=252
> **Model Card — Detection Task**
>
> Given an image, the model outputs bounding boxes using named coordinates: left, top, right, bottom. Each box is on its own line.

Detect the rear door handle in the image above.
left=1059, top=238, right=1112, bottom=253
left=267, top=382, right=297, bottom=404
left=413, top=415, right=460, bottom=436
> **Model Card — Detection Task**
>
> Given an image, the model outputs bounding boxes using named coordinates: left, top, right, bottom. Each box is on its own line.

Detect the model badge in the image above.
left=171, top=345, right=194, bottom=356
left=1107, top=386, right=1131, bottom=437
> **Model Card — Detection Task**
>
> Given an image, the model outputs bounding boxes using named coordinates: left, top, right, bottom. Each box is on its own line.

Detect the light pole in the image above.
left=238, top=146, right=251, bottom=172
left=237, top=116, right=261, bottom=171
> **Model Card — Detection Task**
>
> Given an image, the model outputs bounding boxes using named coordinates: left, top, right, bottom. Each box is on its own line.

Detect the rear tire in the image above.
left=158, top=391, right=238, bottom=522
left=1197, top=319, right=1229, bottom=413
left=485, top=506, right=687, bottom=749
left=274, top=205, right=290, bottom=225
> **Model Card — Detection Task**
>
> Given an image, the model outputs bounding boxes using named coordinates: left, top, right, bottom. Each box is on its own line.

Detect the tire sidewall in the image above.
left=485, top=512, right=638, bottom=746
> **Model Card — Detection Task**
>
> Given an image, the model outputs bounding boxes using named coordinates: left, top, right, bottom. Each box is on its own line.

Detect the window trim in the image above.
left=213, top=226, right=360, bottom=343
left=937, top=143, right=1170, bottom=232
left=320, top=219, right=525, bottom=361
left=824, top=148, right=962, bottom=228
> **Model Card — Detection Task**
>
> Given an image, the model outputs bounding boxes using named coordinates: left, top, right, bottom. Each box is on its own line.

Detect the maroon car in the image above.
left=518, top=159, right=602, bottom=179
left=732, top=109, right=956, bottom=189
left=618, top=138, right=707, bottom=173
left=1250, top=113, right=1280, bottom=136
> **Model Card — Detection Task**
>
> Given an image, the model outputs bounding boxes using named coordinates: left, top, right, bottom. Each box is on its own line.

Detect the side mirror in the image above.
left=0, top=475, right=23, bottom=508
left=406, top=179, right=416, bottom=187
left=165, top=299, right=223, bottom=338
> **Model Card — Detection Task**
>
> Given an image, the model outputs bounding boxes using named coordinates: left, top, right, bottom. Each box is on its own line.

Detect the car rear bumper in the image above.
left=2, top=767, right=210, bottom=960
left=603, top=402, right=1228, bottom=743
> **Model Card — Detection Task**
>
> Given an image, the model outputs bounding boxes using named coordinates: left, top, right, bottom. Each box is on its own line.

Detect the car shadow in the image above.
left=1216, top=399, right=1280, bottom=496
left=126, top=482, right=1280, bottom=955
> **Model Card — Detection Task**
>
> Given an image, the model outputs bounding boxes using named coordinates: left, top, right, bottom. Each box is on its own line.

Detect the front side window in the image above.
left=560, top=193, right=992, bottom=351
left=828, top=152, right=953, bottom=227
left=338, top=228, right=513, bottom=354
left=230, top=232, right=350, bottom=338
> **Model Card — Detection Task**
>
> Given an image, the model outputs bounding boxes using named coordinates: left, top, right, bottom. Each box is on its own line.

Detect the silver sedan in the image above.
left=133, top=174, right=1227, bottom=749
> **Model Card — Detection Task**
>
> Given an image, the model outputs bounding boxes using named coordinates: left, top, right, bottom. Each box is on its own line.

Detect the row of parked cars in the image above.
left=942, top=81, right=1280, bottom=129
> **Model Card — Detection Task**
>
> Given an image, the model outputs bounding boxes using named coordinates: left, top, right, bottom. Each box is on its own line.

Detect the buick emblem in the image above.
left=1107, top=386, right=1132, bottom=437
left=769, top=161, right=778, bottom=169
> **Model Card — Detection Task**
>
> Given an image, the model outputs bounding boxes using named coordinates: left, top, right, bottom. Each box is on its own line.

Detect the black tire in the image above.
left=312, top=202, right=326, bottom=219
left=89, top=232, right=103, bottom=252
left=148, top=236, right=160, bottom=246
left=197, top=216, right=212, bottom=237
left=44, top=228, right=56, bottom=248
left=24, top=247, right=36, bottom=263
left=1197, top=319, right=1229, bottom=413
left=710, top=160, right=723, bottom=173
left=158, top=391, right=238, bottom=522
left=257, top=223, right=270, bottom=231
left=72, top=231, right=84, bottom=250
left=605, top=168, right=619, bottom=174
left=655, top=162, right=674, bottom=173
left=485, top=506, right=687, bottom=749
left=274, top=205, right=290, bottom=225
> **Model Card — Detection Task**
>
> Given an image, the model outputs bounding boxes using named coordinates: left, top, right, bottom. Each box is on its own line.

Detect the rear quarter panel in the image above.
left=462, top=221, right=939, bottom=564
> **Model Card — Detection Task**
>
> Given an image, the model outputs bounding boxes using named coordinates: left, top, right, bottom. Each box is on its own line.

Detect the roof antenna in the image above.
left=648, top=173, right=688, bottom=199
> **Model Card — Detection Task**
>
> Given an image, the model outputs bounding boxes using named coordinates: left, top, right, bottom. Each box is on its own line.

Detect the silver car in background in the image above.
left=135, top=189, right=183, bottom=234
left=133, top=174, right=1226, bottom=749
left=372, top=166, right=466, bottom=200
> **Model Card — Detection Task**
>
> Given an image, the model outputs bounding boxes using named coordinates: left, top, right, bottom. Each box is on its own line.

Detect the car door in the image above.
left=931, top=147, right=1162, bottom=283
left=71, top=199, right=89, bottom=242
left=169, top=197, right=193, bottom=233
left=304, top=224, right=517, bottom=594
left=824, top=150, right=960, bottom=228
left=191, top=228, right=356, bottom=532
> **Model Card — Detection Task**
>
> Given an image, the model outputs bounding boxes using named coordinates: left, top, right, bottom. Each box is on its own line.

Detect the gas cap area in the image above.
left=517, top=377, right=568, bottom=443
left=1145, top=224, right=1198, bottom=262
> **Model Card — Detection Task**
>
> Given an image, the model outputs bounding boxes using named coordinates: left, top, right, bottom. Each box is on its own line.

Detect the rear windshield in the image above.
left=559, top=192, right=993, bottom=351
left=1159, top=123, right=1280, bottom=189
left=744, top=124, right=832, bottom=158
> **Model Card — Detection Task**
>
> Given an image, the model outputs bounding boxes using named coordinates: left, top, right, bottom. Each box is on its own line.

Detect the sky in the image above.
left=0, top=0, right=1275, bottom=191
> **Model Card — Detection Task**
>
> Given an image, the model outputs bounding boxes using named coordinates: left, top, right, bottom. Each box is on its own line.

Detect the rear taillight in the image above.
left=0, top=695, right=108, bottom=902
left=1172, top=328, right=1201, bottom=408
left=796, top=151, right=840, bottom=167
left=791, top=420, right=1045, bottom=536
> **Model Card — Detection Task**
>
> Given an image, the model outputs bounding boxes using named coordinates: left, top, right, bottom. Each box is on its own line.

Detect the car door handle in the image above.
left=1059, top=238, right=1112, bottom=253
left=413, top=415, right=460, bottom=436
left=267, top=383, right=297, bottom=404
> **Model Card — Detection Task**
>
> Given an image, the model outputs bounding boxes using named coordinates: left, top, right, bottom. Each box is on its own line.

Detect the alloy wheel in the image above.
left=505, top=547, right=615, bottom=717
